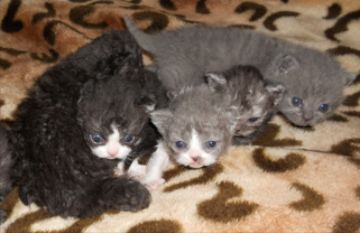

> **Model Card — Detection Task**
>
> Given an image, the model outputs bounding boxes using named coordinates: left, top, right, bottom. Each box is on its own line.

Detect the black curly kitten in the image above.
left=8, top=31, right=166, bottom=218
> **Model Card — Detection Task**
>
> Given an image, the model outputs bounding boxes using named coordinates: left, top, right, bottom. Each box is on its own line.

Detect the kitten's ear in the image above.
left=342, top=71, right=358, bottom=86
left=137, top=94, right=156, bottom=113
left=275, top=54, right=300, bottom=74
left=265, top=83, right=286, bottom=106
left=205, top=73, right=227, bottom=91
left=150, top=110, right=172, bottom=134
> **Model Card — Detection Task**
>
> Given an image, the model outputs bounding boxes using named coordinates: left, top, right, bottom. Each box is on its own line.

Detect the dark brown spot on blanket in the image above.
left=1, top=0, right=23, bottom=33
left=343, top=91, right=360, bottom=107
left=252, top=123, right=302, bottom=147
left=235, top=2, right=267, bottom=22
left=329, top=113, right=348, bottom=123
left=263, top=11, right=299, bottom=31
left=163, top=164, right=223, bottom=192
left=253, top=148, right=306, bottom=173
left=323, top=3, right=342, bottom=20
left=333, top=212, right=360, bottom=233
left=289, top=182, right=325, bottom=211
left=330, top=139, right=360, bottom=157
left=196, top=0, right=210, bottom=14
left=325, top=10, right=360, bottom=42
left=32, top=2, right=56, bottom=24
left=197, top=181, right=259, bottom=223
left=128, top=219, right=183, bottom=233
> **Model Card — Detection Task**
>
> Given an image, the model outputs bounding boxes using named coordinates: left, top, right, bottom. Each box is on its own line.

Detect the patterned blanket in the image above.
left=0, top=0, right=359, bottom=232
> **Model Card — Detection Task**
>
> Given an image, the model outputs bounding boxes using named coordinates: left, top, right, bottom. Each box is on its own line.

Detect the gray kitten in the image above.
left=141, top=65, right=283, bottom=188
left=124, top=16, right=356, bottom=127
left=206, top=65, right=284, bottom=145
left=141, top=76, right=238, bottom=188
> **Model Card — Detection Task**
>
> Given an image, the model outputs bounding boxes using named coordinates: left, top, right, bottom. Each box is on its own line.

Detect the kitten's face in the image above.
left=77, top=77, right=151, bottom=160
left=85, top=123, right=136, bottom=160
left=165, top=123, right=229, bottom=168
left=269, top=54, right=355, bottom=126
left=151, top=86, right=235, bottom=168
left=206, top=66, right=285, bottom=138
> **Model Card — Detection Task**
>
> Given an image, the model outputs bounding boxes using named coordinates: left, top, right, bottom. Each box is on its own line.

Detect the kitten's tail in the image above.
left=123, top=15, right=157, bottom=53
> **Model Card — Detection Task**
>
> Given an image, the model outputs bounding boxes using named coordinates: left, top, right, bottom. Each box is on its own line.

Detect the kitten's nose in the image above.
left=303, top=110, right=313, bottom=123
left=108, top=151, right=118, bottom=157
left=191, top=156, right=201, bottom=163
left=107, top=147, right=119, bottom=157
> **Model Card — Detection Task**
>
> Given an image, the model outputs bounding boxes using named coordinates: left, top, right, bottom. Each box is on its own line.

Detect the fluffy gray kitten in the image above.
left=124, top=16, right=356, bottom=127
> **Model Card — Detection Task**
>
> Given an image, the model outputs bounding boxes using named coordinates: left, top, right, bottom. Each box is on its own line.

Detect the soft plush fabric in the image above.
left=0, top=0, right=359, bottom=232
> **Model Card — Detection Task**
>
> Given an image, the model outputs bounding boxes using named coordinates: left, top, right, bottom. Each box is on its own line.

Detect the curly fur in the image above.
left=8, top=31, right=165, bottom=218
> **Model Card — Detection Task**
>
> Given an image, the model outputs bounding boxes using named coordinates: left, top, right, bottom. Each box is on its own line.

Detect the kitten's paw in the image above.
left=127, top=164, right=147, bottom=180
left=102, top=177, right=150, bottom=212
left=142, top=178, right=166, bottom=190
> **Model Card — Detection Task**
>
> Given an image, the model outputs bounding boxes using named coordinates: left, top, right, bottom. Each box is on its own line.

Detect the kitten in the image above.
left=8, top=31, right=157, bottom=218
left=124, top=16, right=356, bottom=127
left=0, top=123, right=13, bottom=224
left=77, top=61, right=166, bottom=178
left=205, top=65, right=284, bottom=145
left=142, top=73, right=240, bottom=188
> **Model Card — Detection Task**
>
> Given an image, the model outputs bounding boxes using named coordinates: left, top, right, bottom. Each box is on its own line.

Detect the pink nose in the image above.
left=107, top=148, right=119, bottom=157
left=191, top=156, right=201, bottom=163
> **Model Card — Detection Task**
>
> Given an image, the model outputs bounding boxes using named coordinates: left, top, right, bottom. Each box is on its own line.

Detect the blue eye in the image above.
left=122, top=135, right=134, bottom=143
left=205, top=141, right=217, bottom=149
left=175, top=141, right=186, bottom=149
left=248, top=117, right=259, bottom=123
left=318, top=104, right=329, bottom=113
left=91, top=134, right=105, bottom=144
left=292, top=97, right=303, bottom=107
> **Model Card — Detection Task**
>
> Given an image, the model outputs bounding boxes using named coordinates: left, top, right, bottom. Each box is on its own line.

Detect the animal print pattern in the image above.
left=0, top=0, right=359, bottom=232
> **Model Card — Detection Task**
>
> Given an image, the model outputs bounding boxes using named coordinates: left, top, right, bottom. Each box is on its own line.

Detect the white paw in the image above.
left=142, top=178, right=166, bottom=190
left=127, top=164, right=147, bottom=179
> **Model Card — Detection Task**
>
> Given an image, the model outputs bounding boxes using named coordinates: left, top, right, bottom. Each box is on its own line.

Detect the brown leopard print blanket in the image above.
left=0, top=0, right=360, bottom=232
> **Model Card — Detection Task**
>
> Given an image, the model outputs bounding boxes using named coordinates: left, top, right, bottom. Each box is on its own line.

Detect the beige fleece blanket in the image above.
left=0, top=0, right=359, bottom=232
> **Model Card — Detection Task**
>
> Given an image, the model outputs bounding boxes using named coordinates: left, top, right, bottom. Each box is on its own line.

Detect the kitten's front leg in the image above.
left=116, top=159, right=147, bottom=179
left=141, top=141, right=169, bottom=190
left=127, top=159, right=147, bottom=179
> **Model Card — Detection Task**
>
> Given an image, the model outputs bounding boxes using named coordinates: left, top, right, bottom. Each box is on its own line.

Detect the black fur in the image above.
left=8, top=31, right=166, bottom=218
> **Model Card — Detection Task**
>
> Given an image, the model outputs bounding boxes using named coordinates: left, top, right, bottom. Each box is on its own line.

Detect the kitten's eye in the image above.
left=248, top=117, right=259, bottom=123
left=175, top=141, right=186, bottom=149
left=90, top=134, right=105, bottom=144
left=205, top=141, right=217, bottom=149
left=122, top=135, right=134, bottom=143
left=291, top=97, right=303, bottom=107
left=318, top=104, right=329, bottom=113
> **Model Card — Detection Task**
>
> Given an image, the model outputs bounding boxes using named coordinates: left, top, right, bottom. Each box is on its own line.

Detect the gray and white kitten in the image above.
left=141, top=65, right=282, bottom=188
left=124, top=16, right=356, bottom=127
left=0, top=123, right=13, bottom=224
left=142, top=78, right=238, bottom=188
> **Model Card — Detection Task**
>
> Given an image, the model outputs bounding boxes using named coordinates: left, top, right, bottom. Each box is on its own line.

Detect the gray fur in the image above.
left=125, top=16, right=356, bottom=126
